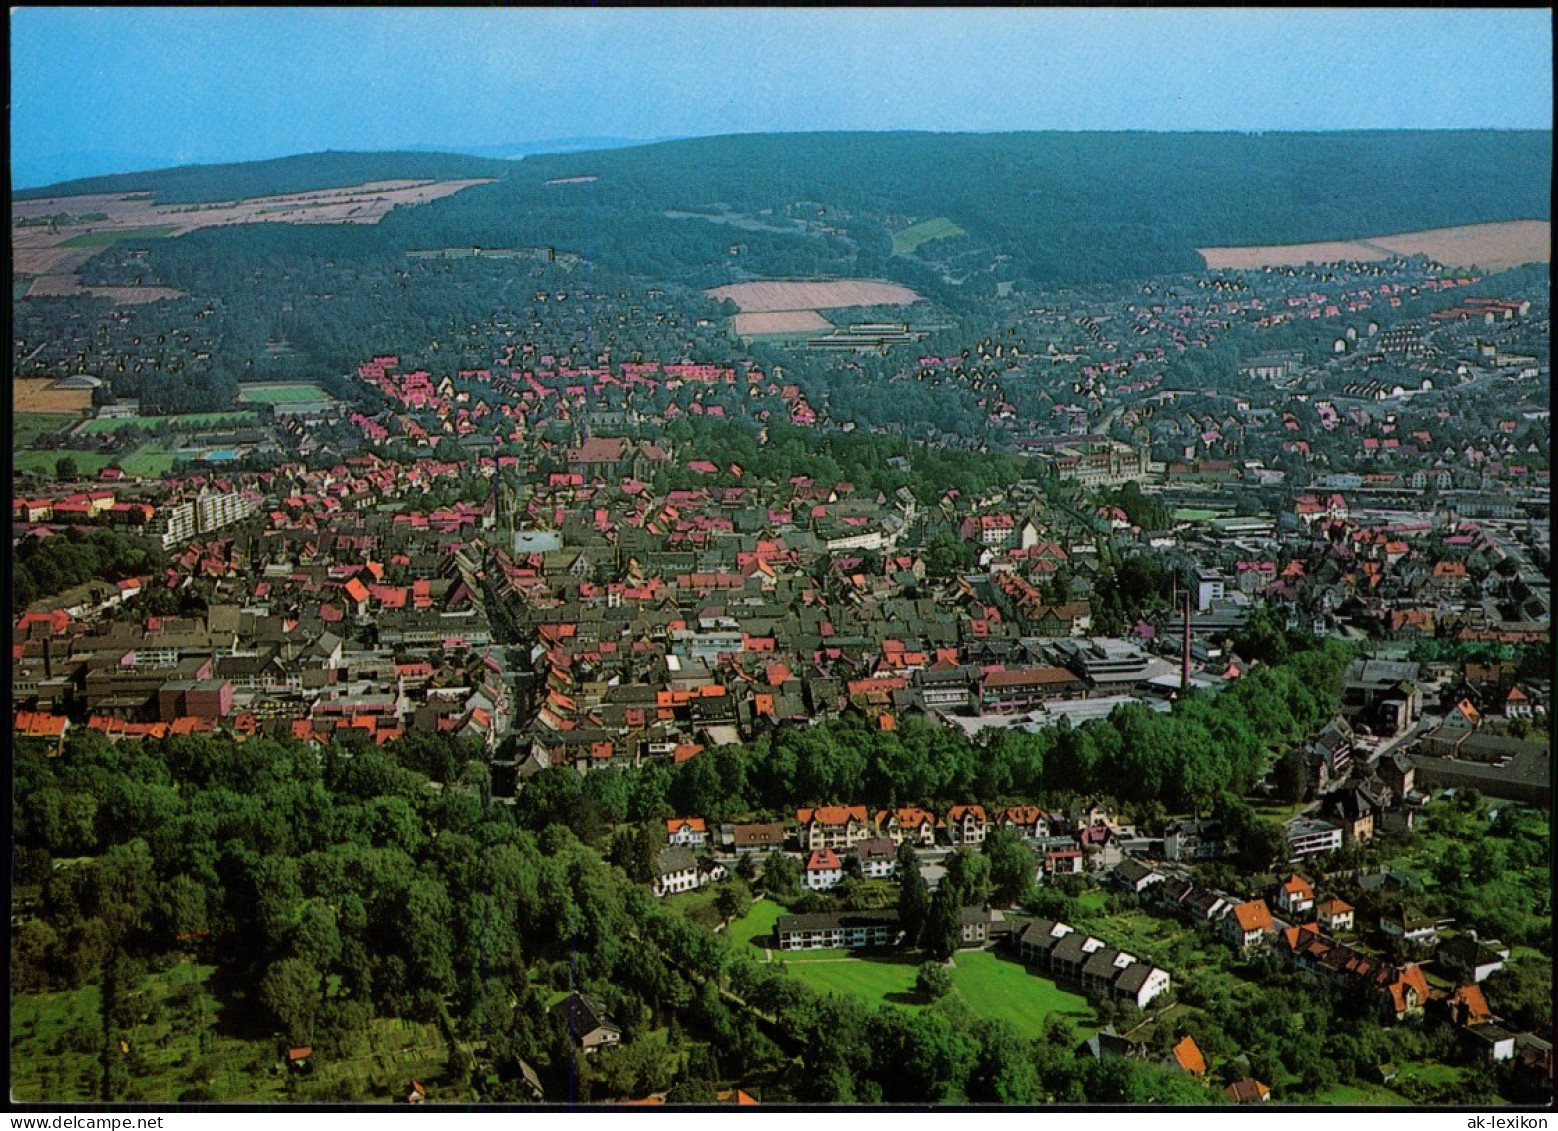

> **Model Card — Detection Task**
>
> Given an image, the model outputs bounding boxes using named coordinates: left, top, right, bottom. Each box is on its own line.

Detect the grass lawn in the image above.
left=781, top=946, right=1097, bottom=1038
left=1171, top=508, right=1221, bottom=523
left=13, top=413, right=82, bottom=446
left=239, top=383, right=331, bottom=404
left=727, top=899, right=784, bottom=953
left=949, top=951, right=1095, bottom=1040
left=1311, top=1082, right=1411, bottom=1106
left=785, top=953, right=923, bottom=1008
left=12, top=449, right=117, bottom=476
left=79, top=412, right=258, bottom=434
left=891, top=216, right=966, bottom=256
left=59, top=225, right=178, bottom=247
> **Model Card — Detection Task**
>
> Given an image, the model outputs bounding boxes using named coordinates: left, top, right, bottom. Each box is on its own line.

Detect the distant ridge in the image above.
left=402, top=136, right=683, bottom=160
left=12, top=150, right=514, bottom=205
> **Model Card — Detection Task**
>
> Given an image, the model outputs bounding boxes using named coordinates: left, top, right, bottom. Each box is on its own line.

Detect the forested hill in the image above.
left=11, top=149, right=512, bottom=204
left=388, top=130, right=1553, bottom=293
left=20, top=131, right=1551, bottom=297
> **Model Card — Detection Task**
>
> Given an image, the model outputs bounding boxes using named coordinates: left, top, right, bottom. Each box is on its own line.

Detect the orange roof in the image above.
left=14, top=711, right=68, bottom=738
left=1318, top=897, right=1354, bottom=916
left=1282, top=873, right=1314, bottom=897
left=948, top=804, right=987, bottom=823
left=1448, top=983, right=1492, bottom=1025
left=878, top=807, right=936, bottom=828
left=343, top=577, right=371, bottom=604
left=798, top=805, right=868, bottom=827
left=667, top=817, right=707, bottom=834
left=805, top=849, right=842, bottom=871
left=1233, top=900, right=1273, bottom=932
left=1172, top=1035, right=1207, bottom=1077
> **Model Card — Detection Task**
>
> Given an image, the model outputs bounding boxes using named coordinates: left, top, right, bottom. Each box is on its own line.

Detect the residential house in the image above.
left=729, top=821, right=785, bottom=853
left=797, top=805, right=872, bottom=851
left=1224, top=1079, right=1271, bottom=1104
left=1316, top=897, right=1355, bottom=934
left=666, top=816, right=708, bottom=847
left=1163, top=818, right=1223, bottom=862
left=653, top=846, right=701, bottom=897
left=856, top=837, right=898, bottom=879
left=1112, top=859, right=1165, bottom=896
left=551, top=993, right=621, bottom=1053
left=945, top=804, right=989, bottom=846
left=803, top=849, right=844, bottom=891
left=874, top=806, right=939, bottom=847
left=1381, top=904, right=1440, bottom=948
left=996, top=805, right=1053, bottom=840
left=1223, top=900, right=1275, bottom=952
left=1437, top=934, right=1509, bottom=983
left=1275, top=874, right=1315, bottom=918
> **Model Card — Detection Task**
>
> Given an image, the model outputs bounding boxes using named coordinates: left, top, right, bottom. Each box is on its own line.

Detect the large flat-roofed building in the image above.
left=776, top=910, right=904, bottom=951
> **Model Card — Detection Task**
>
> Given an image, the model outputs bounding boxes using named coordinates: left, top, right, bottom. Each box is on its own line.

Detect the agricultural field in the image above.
left=891, top=216, right=966, bottom=256
left=237, top=383, right=332, bottom=404
left=707, top=279, right=922, bottom=313
left=731, top=311, right=833, bottom=338
left=1198, top=220, right=1551, bottom=273
left=13, top=179, right=494, bottom=302
left=13, top=378, right=94, bottom=415
left=9, top=960, right=449, bottom=1103
left=58, top=224, right=179, bottom=248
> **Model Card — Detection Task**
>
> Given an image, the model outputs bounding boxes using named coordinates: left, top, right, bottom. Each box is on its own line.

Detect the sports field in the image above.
left=79, top=412, right=259, bottom=433
left=238, top=383, right=332, bottom=404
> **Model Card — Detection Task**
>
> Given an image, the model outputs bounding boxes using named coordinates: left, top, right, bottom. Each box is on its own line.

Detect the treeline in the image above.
left=12, top=529, right=160, bottom=615
left=650, top=416, right=1038, bottom=503
left=519, top=637, right=1354, bottom=833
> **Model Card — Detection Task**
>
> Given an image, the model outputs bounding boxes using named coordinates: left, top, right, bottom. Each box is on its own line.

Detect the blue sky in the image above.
left=11, top=7, right=1553, bottom=182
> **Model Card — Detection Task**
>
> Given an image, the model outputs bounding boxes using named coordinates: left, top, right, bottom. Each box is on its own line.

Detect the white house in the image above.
left=803, top=849, right=844, bottom=891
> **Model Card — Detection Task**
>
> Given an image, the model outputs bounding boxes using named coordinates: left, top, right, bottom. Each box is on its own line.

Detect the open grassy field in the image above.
left=10, top=960, right=449, bottom=1103
left=892, top=217, right=966, bottom=256
left=78, top=412, right=259, bottom=434
left=117, top=444, right=180, bottom=478
left=12, top=449, right=118, bottom=477
left=238, top=383, right=332, bottom=404
left=58, top=225, right=179, bottom=247
left=13, top=413, right=82, bottom=446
